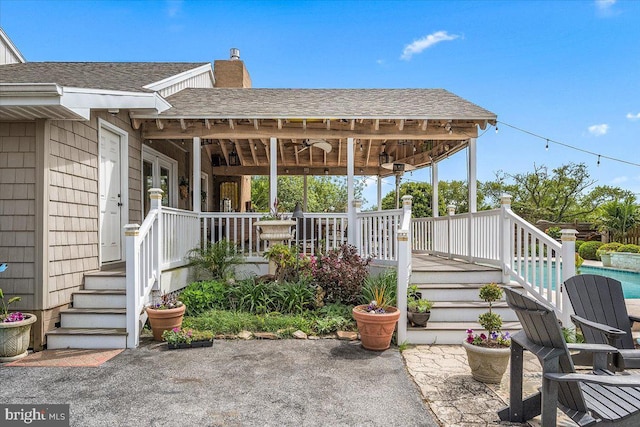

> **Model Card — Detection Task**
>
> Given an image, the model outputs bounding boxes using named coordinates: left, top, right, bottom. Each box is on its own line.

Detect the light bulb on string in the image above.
left=495, top=125, right=499, bottom=134
left=545, top=139, right=549, bottom=151
left=597, top=155, right=601, bottom=167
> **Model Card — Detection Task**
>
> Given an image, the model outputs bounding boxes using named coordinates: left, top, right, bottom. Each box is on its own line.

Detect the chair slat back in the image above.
left=564, top=274, right=634, bottom=349
left=504, top=287, right=589, bottom=414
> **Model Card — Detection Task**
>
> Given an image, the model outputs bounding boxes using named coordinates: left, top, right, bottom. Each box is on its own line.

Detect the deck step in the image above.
left=73, top=290, right=126, bottom=309
left=406, top=321, right=521, bottom=345
left=428, top=301, right=518, bottom=322
left=46, top=328, right=127, bottom=349
left=60, top=308, right=126, bottom=328
left=415, top=283, right=523, bottom=302
left=411, top=269, right=502, bottom=285
left=84, top=271, right=126, bottom=290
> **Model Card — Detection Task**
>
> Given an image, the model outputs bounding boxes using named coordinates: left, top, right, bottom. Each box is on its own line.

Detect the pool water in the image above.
left=579, top=265, right=640, bottom=299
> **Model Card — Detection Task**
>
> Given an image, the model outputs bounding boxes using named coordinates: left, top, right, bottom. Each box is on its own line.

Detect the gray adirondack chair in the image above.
left=564, top=274, right=640, bottom=371
left=498, top=287, right=640, bottom=426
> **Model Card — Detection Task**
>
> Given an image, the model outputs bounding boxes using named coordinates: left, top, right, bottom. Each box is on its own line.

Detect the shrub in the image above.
left=272, top=280, right=316, bottom=314
left=545, top=226, right=562, bottom=239
left=263, top=244, right=297, bottom=282
left=180, top=280, right=229, bottom=316
left=186, top=240, right=241, bottom=280
left=596, top=242, right=623, bottom=259
left=312, top=244, right=370, bottom=305
left=618, top=244, right=640, bottom=253
left=575, top=240, right=585, bottom=253
left=578, top=241, right=604, bottom=260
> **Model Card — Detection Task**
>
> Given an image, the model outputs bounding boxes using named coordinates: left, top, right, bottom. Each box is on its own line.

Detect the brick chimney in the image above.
left=214, top=48, right=252, bottom=88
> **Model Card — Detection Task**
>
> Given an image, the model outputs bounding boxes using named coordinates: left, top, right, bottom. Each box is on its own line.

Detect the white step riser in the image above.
left=84, top=276, right=126, bottom=290
left=418, top=288, right=504, bottom=302
left=73, top=294, right=126, bottom=309
left=406, top=328, right=521, bottom=345
left=61, top=314, right=126, bottom=329
left=47, top=334, right=126, bottom=349
left=412, top=270, right=502, bottom=285
left=428, top=308, right=518, bottom=323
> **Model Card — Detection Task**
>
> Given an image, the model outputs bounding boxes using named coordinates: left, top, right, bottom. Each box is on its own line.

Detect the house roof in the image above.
left=0, top=62, right=209, bottom=92
left=154, top=88, right=496, bottom=120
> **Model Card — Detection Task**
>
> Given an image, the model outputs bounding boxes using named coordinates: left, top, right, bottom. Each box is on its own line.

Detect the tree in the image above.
left=381, top=182, right=433, bottom=217
left=594, top=196, right=640, bottom=242
left=250, top=176, right=364, bottom=213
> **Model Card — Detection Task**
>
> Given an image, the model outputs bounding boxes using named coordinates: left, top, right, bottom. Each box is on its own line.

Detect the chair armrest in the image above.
left=544, top=372, right=640, bottom=387
left=629, top=314, right=640, bottom=326
left=571, top=315, right=627, bottom=339
left=567, top=343, right=619, bottom=354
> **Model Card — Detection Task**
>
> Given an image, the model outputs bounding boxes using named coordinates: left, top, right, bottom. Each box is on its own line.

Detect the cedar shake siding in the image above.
left=0, top=122, right=36, bottom=311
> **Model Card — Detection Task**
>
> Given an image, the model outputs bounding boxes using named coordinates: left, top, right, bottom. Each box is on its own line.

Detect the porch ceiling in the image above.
left=132, top=88, right=497, bottom=177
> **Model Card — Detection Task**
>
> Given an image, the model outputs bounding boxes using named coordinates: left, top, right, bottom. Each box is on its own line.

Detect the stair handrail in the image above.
left=125, top=188, right=163, bottom=348
left=500, top=195, right=576, bottom=325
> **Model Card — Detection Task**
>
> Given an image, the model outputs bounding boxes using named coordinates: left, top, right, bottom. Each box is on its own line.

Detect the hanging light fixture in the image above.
left=378, top=144, right=389, bottom=166
left=228, top=149, right=240, bottom=166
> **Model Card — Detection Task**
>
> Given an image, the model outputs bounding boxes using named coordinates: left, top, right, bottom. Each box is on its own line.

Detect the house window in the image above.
left=142, top=146, right=178, bottom=216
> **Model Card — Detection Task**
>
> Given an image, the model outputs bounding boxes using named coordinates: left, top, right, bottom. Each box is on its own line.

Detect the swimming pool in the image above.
left=517, top=262, right=640, bottom=299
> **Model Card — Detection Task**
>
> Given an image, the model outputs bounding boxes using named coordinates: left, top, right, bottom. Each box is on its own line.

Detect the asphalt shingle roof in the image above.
left=0, top=62, right=208, bottom=93
left=160, top=88, right=496, bottom=119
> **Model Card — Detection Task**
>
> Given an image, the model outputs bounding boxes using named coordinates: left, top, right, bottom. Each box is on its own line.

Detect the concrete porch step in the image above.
left=83, top=271, right=126, bottom=290
left=73, top=290, right=126, bottom=309
left=46, top=328, right=127, bottom=349
left=405, top=321, right=521, bottom=345
left=428, top=301, right=518, bottom=322
left=60, top=308, right=126, bottom=328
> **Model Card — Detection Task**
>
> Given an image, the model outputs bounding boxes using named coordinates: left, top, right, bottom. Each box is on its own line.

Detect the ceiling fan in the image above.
left=294, top=139, right=332, bottom=153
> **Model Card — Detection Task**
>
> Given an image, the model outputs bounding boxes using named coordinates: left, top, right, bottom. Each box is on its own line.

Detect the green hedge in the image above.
left=575, top=240, right=585, bottom=253
left=618, top=244, right=640, bottom=253
left=596, top=242, right=623, bottom=259
left=578, top=241, right=604, bottom=260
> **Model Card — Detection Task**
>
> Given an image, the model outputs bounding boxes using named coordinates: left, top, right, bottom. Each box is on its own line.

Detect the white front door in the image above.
left=100, top=127, right=123, bottom=262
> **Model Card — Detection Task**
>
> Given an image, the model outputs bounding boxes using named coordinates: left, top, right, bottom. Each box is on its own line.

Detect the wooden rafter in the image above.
left=365, top=139, right=372, bottom=167
left=278, top=139, right=286, bottom=165
left=219, top=140, right=230, bottom=165
left=248, top=138, right=259, bottom=166
left=233, top=140, right=245, bottom=166
left=293, top=139, right=300, bottom=165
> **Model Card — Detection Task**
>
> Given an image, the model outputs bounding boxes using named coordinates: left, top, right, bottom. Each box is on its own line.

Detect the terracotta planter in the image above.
left=146, top=305, right=186, bottom=341
left=352, top=305, right=400, bottom=351
left=407, top=311, right=431, bottom=327
left=462, top=340, right=510, bottom=384
left=0, top=313, right=37, bottom=362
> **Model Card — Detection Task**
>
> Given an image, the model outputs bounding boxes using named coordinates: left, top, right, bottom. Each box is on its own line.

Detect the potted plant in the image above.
left=146, top=292, right=186, bottom=341
left=1, top=287, right=37, bottom=362
left=163, top=327, right=213, bottom=349
left=462, top=283, right=511, bottom=384
left=352, top=272, right=400, bottom=351
left=407, top=299, right=433, bottom=327
left=254, top=199, right=296, bottom=244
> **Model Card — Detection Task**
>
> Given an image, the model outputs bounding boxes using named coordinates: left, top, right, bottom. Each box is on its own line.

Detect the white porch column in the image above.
left=560, top=229, right=578, bottom=326
left=377, top=175, right=382, bottom=211
left=269, top=137, right=278, bottom=210
left=468, top=138, right=477, bottom=213
left=192, top=137, right=201, bottom=213
left=347, top=137, right=356, bottom=245
left=432, top=162, right=439, bottom=217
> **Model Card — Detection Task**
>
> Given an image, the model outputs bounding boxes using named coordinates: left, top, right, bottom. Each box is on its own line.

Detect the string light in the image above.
left=545, top=139, right=549, bottom=151
left=495, top=125, right=499, bottom=134
left=497, top=121, right=640, bottom=168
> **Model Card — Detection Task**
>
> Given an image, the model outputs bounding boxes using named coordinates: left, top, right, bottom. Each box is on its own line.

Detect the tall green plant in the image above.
left=595, top=197, right=640, bottom=241
left=360, top=269, right=397, bottom=308
left=478, top=283, right=503, bottom=337
left=186, top=239, right=242, bottom=280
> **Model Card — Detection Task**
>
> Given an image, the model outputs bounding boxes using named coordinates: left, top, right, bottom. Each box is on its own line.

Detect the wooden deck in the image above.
left=412, top=252, right=500, bottom=273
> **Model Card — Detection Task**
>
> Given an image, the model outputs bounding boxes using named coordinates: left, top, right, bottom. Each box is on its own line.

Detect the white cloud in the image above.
left=166, top=0, right=183, bottom=18
left=626, top=112, right=640, bottom=121
left=596, top=0, right=616, bottom=10
left=401, top=31, right=460, bottom=60
left=595, top=0, right=619, bottom=17
left=588, top=123, right=609, bottom=136
left=611, top=176, right=629, bottom=184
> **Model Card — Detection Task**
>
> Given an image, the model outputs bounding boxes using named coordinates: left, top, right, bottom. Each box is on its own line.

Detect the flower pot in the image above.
left=600, top=252, right=613, bottom=267
left=0, top=313, right=37, bottom=362
left=146, top=305, right=186, bottom=341
left=254, top=220, right=296, bottom=242
left=352, top=305, right=401, bottom=351
left=462, top=340, right=510, bottom=384
left=407, top=311, right=431, bottom=327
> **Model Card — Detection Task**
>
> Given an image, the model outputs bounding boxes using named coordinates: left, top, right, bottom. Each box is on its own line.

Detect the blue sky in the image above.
left=1, top=0, right=639, bottom=208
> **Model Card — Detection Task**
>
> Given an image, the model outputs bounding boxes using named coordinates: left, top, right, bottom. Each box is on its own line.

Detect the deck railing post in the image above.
left=124, top=223, right=140, bottom=349
left=447, top=204, right=455, bottom=259
left=397, top=195, right=413, bottom=344
left=149, top=188, right=163, bottom=289
left=560, top=229, right=578, bottom=325
left=500, top=195, right=513, bottom=285
left=353, top=199, right=362, bottom=254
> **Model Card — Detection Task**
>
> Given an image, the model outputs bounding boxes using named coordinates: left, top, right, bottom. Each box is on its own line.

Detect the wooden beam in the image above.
left=156, top=119, right=164, bottom=130
left=180, top=119, right=186, bottom=130
left=421, top=119, right=428, bottom=131
left=132, top=118, right=141, bottom=130
left=302, top=119, right=307, bottom=130
left=278, top=139, right=286, bottom=165
left=253, top=119, right=259, bottom=130
left=263, top=139, right=269, bottom=163
left=210, top=165, right=383, bottom=176
left=204, top=119, right=211, bottom=130
left=374, top=119, right=380, bottom=131
left=350, top=119, right=355, bottom=131
left=338, top=139, right=342, bottom=166
left=142, top=122, right=477, bottom=140
left=219, top=140, right=229, bottom=165
left=326, top=119, right=331, bottom=130
left=293, top=139, right=300, bottom=165
left=365, top=139, right=372, bottom=166
left=248, top=138, right=259, bottom=166
left=277, top=119, right=283, bottom=129
left=398, top=119, right=404, bottom=131
left=233, top=139, right=246, bottom=166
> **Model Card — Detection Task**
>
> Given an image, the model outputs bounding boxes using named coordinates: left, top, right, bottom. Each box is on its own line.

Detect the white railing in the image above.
left=412, top=209, right=501, bottom=266
left=162, top=207, right=200, bottom=269
left=199, top=212, right=264, bottom=260
left=300, top=213, right=348, bottom=255
left=358, top=209, right=402, bottom=262
left=125, top=189, right=163, bottom=348
left=410, top=195, right=576, bottom=325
